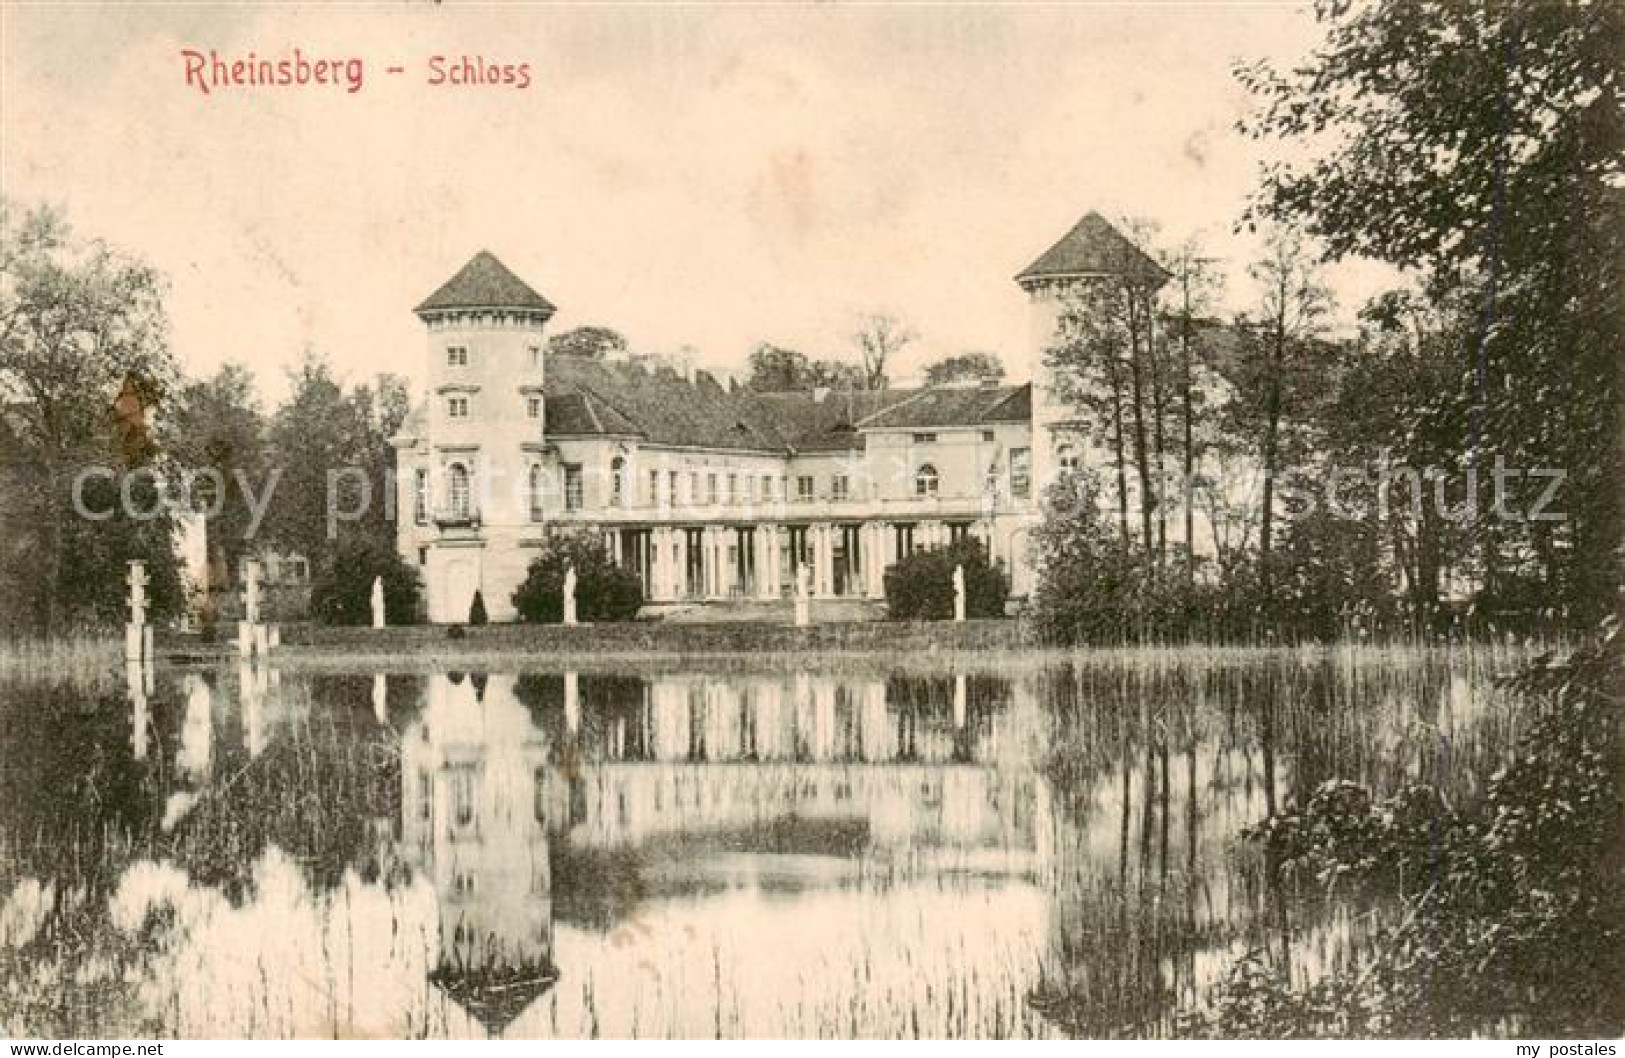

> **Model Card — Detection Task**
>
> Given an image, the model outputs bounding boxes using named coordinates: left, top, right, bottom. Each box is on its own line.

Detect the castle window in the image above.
left=563, top=464, right=583, bottom=511
left=915, top=463, right=940, bottom=497
left=447, top=345, right=468, bottom=368
left=706, top=473, right=719, bottom=505
left=413, top=468, right=429, bottom=525
left=984, top=462, right=1001, bottom=497
left=796, top=475, right=814, bottom=502
left=526, top=396, right=542, bottom=419
left=832, top=474, right=850, bottom=501
left=673, top=470, right=683, bottom=506
left=528, top=465, right=546, bottom=522
left=528, top=345, right=541, bottom=370
left=446, top=395, right=469, bottom=419
left=982, top=430, right=996, bottom=443
left=761, top=474, right=774, bottom=502
left=726, top=473, right=738, bottom=505
left=1010, top=448, right=1032, bottom=500
left=744, top=476, right=756, bottom=504
left=649, top=469, right=662, bottom=507
left=610, top=456, right=626, bottom=507
left=912, top=432, right=937, bottom=444
left=446, top=463, right=472, bottom=520
left=1057, top=443, right=1079, bottom=472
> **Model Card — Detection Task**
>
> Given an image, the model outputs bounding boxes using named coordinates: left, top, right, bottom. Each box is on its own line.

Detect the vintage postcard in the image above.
left=0, top=0, right=1618, bottom=1045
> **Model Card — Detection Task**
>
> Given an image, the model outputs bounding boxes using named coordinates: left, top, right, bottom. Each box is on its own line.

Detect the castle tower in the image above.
left=1014, top=212, right=1169, bottom=504
left=411, top=252, right=555, bottom=622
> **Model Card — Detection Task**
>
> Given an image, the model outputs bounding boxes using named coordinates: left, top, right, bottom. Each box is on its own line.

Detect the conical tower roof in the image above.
left=1015, top=211, right=1169, bottom=288
left=416, top=251, right=557, bottom=318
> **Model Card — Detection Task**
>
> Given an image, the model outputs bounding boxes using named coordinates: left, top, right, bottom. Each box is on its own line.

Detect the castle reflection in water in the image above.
left=383, top=667, right=1041, bottom=1034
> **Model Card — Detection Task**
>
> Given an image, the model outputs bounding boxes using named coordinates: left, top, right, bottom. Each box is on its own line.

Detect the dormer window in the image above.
left=913, top=432, right=937, bottom=444
left=447, top=396, right=470, bottom=418
left=447, top=345, right=469, bottom=368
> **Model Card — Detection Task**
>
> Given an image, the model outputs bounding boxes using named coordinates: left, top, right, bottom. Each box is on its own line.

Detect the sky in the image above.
left=1, top=2, right=1399, bottom=403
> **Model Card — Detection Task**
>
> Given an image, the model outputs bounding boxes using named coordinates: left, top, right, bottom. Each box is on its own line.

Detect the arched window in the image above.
left=528, top=464, right=545, bottom=522
left=610, top=456, right=626, bottom=507
left=1057, top=443, right=1079, bottom=472
left=447, top=462, right=471, bottom=520
left=915, top=463, right=939, bottom=497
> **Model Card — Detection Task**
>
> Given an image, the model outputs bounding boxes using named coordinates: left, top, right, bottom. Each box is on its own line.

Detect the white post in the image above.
left=953, top=563, right=967, bottom=623
left=953, top=672, right=968, bottom=729
left=372, top=672, right=387, bottom=725
left=371, top=575, right=386, bottom=630
left=125, top=560, right=149, bottom=663
left=126, top=659, right=149, bottom=761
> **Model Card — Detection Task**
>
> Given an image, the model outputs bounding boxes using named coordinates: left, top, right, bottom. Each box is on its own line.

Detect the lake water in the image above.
left=0, top=647, right=1523, bottom=1038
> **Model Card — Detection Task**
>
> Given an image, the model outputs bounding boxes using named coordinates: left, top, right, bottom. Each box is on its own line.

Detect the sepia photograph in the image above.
left=0, top=0, right=1619, bottom=1044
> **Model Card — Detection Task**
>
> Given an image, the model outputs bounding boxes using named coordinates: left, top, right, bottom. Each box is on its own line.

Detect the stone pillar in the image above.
left=814, top=524, right=833, bottom=597
left=125, top=560, right=150, bottom=664
left=757, top=524, right=778, bottom=600
left=673, top=528, right=689, bottom=600
left=372, top=672, right=388, bottom=725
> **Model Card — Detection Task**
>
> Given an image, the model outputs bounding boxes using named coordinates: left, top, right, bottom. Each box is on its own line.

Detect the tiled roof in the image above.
left=544, top=357, right=786, bottom=451
left=416, top=251, right=557, bottom=317
left=856, top=383, right=1031, bottom=430
left=1016, top=211, right=1169, bottom=287
left=736, top=389, right=912, bottom=452
left=392, top=358, right=1033, bottom=452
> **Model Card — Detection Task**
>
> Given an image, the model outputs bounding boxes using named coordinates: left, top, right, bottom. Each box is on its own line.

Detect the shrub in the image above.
left=468, top=590, right=488, bottom=626
left=883, top=537, right=1007, bottom=621
left=512, top=530, right=643, bottom=623
left=308, top=538, right=422, bottom=626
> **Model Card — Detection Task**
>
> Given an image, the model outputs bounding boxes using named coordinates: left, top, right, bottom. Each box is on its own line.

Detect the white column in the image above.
left=757, top=525, right=777, bottom=600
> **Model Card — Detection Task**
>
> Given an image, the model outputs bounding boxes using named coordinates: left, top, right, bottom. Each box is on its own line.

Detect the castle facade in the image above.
left=394, top=212, right=1163, bottom=623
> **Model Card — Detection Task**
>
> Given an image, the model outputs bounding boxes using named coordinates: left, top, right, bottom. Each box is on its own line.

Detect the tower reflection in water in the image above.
left=391, top=667, right=1032, bottom=1035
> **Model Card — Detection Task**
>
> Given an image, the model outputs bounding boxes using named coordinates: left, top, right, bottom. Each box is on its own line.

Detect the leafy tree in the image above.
left=0, top=199, right=179, bottom=633
left=308, top=537, right=421, bottom=626
left=1237, top=0, right=1622, bottom=624
left=547, top=325, right=628, bottom=360
left=883, top=537, right=1007, bottom=621
left=743, top=342, right=867, bottom=393
left=1030, top=470, right=1146, bottom=643
left=1220, top=228, right=1335, bottom=614
left=512, top=530, right=643, bottom=623
left=744, top=343, right=815, bottom=391
left=263, top=353, right=408, bottom=567
left=166, top=363, right=265, bottom=582
left=467, top=589, right=488, bottom=626
left=922, top=351, right=1005, bottom=385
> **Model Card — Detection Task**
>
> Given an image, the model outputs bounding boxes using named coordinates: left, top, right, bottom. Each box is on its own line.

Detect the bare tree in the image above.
left=850, top=312, right=914, bottom=391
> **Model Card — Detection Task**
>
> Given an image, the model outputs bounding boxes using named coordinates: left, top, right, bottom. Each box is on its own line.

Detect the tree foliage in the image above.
left=511, top=530, right=644, bottom=623
left=883, top=537, right=1007, bottom=621
left=547, top=325, right=628, bottom=360
left=1237, top=0, right=1622, bottom=623
left=0, top=199, right=180, bottom=633
left=922, top=351, right=1005, bottom=386
left=308, top=537, right=421, bottom=626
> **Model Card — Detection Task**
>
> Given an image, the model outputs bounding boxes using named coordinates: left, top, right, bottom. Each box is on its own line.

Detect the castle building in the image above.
left=394, top=213, right=1163, bottom=623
